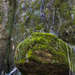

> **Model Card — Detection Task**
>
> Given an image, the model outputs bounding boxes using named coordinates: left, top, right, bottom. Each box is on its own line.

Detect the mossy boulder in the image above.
left=15, top=32, right=72, bottom=74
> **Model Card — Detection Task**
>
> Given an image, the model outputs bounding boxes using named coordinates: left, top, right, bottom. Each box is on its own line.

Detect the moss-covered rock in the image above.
left=15, top=32, right=71, bottom=64
left=15, top=32, right=73, bottom=74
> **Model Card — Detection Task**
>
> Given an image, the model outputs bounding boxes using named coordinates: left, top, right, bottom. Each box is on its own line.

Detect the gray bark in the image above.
left=2, top=0, right=8, bottom=27
left=0, top=0, right=17, bottom=73
left=0, top=0, right=8, bottom=73
left=0, top=28, right=8, bottom=73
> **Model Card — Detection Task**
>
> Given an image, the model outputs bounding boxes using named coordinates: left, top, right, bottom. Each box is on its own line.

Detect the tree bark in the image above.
left=0, top=0, right=17, bottom=73
left=0, top=0, right=8, bottom=73
left=0, top=28, right=8, bottom=74
left=6, top=0, right=17, bottom=72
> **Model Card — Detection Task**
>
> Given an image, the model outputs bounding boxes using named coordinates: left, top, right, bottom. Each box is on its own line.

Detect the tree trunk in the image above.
left=0, top=0, right=8, bottom=73
left=0, top=28, right=8, bottom=74
left=0, top=0, right=17, bottom=73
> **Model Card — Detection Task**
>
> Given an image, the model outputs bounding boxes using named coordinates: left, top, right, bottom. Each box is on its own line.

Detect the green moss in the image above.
left=15, top=58, right=26, bottom=64
left=15, top=32, right=72, bottom=66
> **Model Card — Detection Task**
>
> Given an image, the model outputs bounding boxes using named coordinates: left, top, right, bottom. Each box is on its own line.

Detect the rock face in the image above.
left=15, top=32, right=72, bottom=75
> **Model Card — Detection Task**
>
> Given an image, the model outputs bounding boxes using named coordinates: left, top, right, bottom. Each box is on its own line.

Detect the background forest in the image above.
left=0, top=0, right=75, bottom=75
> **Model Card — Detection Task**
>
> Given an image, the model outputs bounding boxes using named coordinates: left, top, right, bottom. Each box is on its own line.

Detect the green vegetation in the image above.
left=15, top=32, right=72, bottom=66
